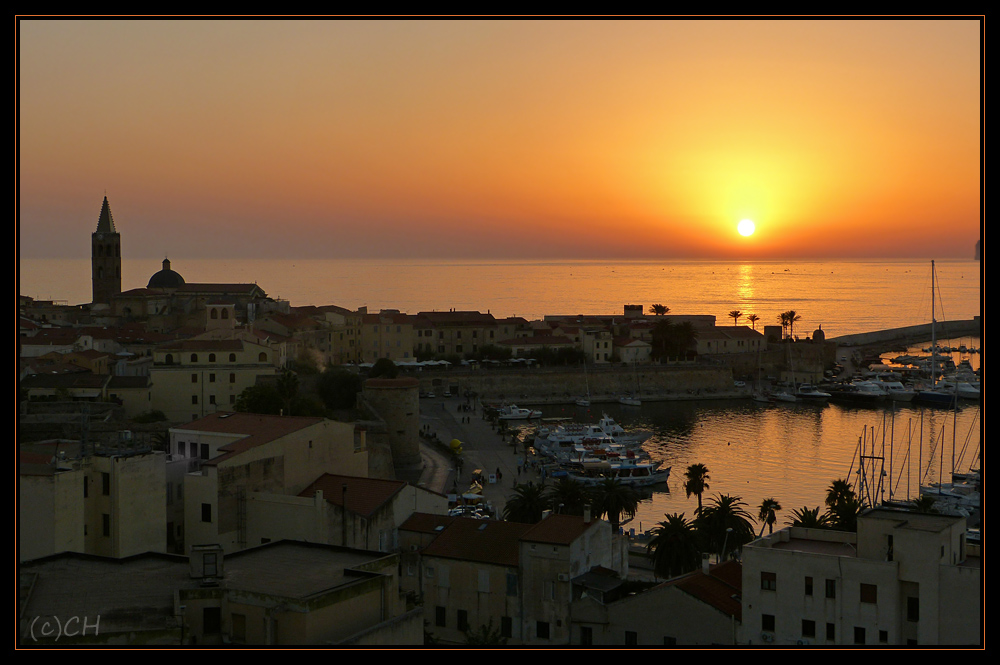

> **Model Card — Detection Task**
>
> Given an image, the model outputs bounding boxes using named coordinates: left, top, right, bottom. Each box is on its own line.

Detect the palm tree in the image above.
left=276, top=369, right=299, bottom=415
left=502, top=483, right=549, bottom=524
left=757, top=498, right=782, bottom=536
left=696, top=494, right=755, bottom=560
left=589, top=478, right=640, bottom=534
left=911, top=495, right=939, bottom=514
left=824, top=478, right=861, bottom=531
left=683, top=463, right=711, bottom=514
left=777, top=312, right=789, bottom=339
left=746, top=314, right=760, bottom=331
left=544, top=478, right=590, bottom=516
left=649, top=304, right=670, bottom=316
left=825, top=478, right=855, bottom=510
left=729, top=310, right=742, bottom=326
left=783, top=310, right=803, bottom=340
left=787, top=506, right=830, bottom=529
left=646, top=513, right=702, bottom=579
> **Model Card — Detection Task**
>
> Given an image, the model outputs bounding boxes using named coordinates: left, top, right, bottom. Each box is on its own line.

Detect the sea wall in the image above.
left=828, top=318, right=980, bottom=347
left=417, top=365, right=736, bottom=403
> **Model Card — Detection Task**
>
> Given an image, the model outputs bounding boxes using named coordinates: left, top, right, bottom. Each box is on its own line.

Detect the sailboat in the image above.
left=576, top=361, right=591, bottom=407
left=914, top=261, right=958, bottom=408
left=619, top=359, right=642, bottom=406
left=752, top=347, right=774, bottom=403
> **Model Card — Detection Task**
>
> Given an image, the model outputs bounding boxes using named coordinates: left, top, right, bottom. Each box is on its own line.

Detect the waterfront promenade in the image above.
left=417, top=396, right=545, bottom=518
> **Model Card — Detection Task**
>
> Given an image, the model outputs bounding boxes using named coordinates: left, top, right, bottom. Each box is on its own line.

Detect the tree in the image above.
left=276, top=369, right=299, bottom=415
left=589, top=479, right=640, bottom=533
left=369, top=358, right=399, bottom=379
left=746, top=313, right=760, bottom=331
left=683, top=463, right=711, bottom=514
left=783, top=310, right=803, bottom=340
left=696, top=494, right=755, bottom=560
left=729, top=310, right=742, bottom=326
left=503, top=483, right=549, bottom=524
left=234, top=383, right=283, bottom=415
left=787, top=506, right=830, bottom=529
left=649, top=304, right=670, bottom=316
left=824, top=478, right=861, bottom=531
left=464, top=620, right=508, bottom=645
left=911, top=495, right=939, bottom=514
left=646, top=513, right=702, bottom=579
left=315, top=367, right=362, bottom=410
left=544, top=478, right=591, bottom=517
left=757, top=497, right=782, bottom=536
left=777, top=312, right=790, bottom=339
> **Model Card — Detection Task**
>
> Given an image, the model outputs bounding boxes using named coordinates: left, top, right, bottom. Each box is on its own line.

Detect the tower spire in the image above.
left=95, top=195, right=117, bottom=233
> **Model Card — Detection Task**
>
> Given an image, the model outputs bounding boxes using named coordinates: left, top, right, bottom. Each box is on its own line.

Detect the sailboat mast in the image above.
left=931, top=260, right=936, bottom=386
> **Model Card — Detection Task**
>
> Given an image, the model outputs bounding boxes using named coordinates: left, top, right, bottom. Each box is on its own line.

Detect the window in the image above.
left=230, top=373, right=236, bottom=383
left=229, top=353, right=236, bottom=362
left=200, top=443, right=209, bottom=460
left=201, top=503, right=212, bottom=522
left=536, top=621, right=550, bottom=639
left=209, top=354, right=216, bottom=362
left=879, top=630, right=888, bottom=644
left=761, top=571, right=777, bottom=591
left=192, top=373, right=198, bottom=383
left=826, top=623, right=835, bottom=641
left=860, top=583, right=877, bottom=604
left=83, top=477, right=88, bottom=498
left=209, top=373, right=216, bottom=383
left=825, top=579, right=837, bottom=599
left=435, top=606, right=446, bottom=628
left=189, top=442, right=197, bottom=457
left=506, top=572, right=518, bottom=596
left=203, top=553, right=218, bottom=577
left=102, top=513, right=110, bottom=537
left=579, top=626, right=592, bottom=645
left=663, top=636, right=677, bottom=646
left=191, top=354, right=198, bottom=363
left=499, top=616, right=513, bottom=638
left=907, top=597, right=919, bottom=622
left=457, top=609, right=469, bottom=632
left=209, top=395, right=216, bottom=405
left=805, top=576, right=813, bottom=596
left=192, top=395, right=198, bottom=405
left=102, top=472, right=110, bottom=495
left=625, top=631, right=638, bottom=645
left=802, top=620, right=816, bottom=639
left=762, top=614, right=775, bottom=632
left=258, top=352, right=267, bottom=362
left=854, top=627, right=866, bottom=645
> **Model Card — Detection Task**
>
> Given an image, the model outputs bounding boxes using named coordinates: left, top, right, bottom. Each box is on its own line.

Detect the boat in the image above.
left=497, top=404, right=543, bottom=420
left=618, top=394, right=642, bottom=406
left=535, top=414, right=652, bottom=449
left=563, top=458, right=671, bottom=487
left=914, top=261, right=959, bottom=409
left=796, top=384, right=831, bottom=400
left=827, top=381, right=886, bottom=404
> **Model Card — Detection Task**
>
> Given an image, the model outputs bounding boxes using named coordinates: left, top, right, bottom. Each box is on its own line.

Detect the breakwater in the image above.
left=828, top=318, right=979, bottom=348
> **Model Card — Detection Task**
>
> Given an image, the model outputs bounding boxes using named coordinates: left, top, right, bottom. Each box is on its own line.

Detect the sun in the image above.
left=737, top=219, right=756, bottom=237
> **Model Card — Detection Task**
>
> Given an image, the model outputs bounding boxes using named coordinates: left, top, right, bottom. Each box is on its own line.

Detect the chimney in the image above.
left=583, top=504, right=592, bottom=523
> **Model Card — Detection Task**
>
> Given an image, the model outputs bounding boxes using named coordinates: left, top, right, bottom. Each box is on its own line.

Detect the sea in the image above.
left=19, top=257, right=982, bottom=532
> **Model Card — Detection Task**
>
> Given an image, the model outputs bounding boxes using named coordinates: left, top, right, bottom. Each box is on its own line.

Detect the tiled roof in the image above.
left=158, top=339, right=245, bottom=352
left=666, top=560, right=743, bottom=621
left=298, top=474, right=406, bottom=518
left=20, top=373, right=110, bottom=389
left=520, top=514, right=597, bottom=545
left=421, top=518, right=531, bottom=567
left=415, top=311, right=496, bottom=325
left=399, top=512, right=455, bottom=534
left=176, top=283, right=264, bottom=295
left=498, top=335, right=575, bottom=347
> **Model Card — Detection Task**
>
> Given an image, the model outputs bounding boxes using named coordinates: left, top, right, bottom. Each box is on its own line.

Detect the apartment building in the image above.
left=740, top=508, right=981, bottom=646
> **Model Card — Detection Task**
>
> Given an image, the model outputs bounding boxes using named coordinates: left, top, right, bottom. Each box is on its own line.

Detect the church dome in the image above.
left=147, top=258, right=186, bottom=289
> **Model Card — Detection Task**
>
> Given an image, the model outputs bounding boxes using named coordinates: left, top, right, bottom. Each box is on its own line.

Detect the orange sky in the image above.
left=17, top=19, right=982, bottom=260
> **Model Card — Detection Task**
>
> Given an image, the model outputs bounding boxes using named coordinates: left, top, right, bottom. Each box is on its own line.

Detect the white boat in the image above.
left=618, top=394, right=642, bottom=406
left=497, top=404, right=542, bottom=420
left=937, top=380, right=980, bottom=400
left=796, top=384, right=831, bottom=400
left=564, top=459, right=671, bottom=487
left=536, top=414, right=652, bottom=448
left=874, top=378, right=917, bottom=402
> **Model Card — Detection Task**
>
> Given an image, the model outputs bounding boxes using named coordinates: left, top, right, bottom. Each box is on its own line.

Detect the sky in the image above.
left=18, top=19, right=982, bottom=261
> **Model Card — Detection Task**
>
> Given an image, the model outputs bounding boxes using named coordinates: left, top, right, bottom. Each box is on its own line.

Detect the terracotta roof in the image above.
left=498, top=335, right=575, bottom=347
left=421, top=518, right=531, bottom=567
left=415, top=311, right=496, bottom=325
left=298, top=474, right=406, bottom=517
left=20, top=373, right=110, bottom=390
left=400, top=512, right=456, bottom=534
left=613, top=337, right=650, bottom=347
left=520, top=514, right=598, bottom=545
left=177, top=283, right=264, bottom=295
left=665, top=560, right=743, bottom=621
left=158, top=339, right=245, bottom=352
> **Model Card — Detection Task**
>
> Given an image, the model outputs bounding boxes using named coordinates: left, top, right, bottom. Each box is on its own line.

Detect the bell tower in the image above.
left=91, top=196, right=122, bottom=305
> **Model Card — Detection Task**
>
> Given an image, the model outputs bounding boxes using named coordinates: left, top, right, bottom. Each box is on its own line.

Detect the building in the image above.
left=740, top=507, right=981, bottom=646
left=247, top=473, right=449, bottom=552
left=695, top=325, right=765, bottom=356
left=91, top=196, right=122, bottom=306
left=19, top=541, right=422, bottom=646
left=19, top=440, right=167, bottom=561
left=570, top=559, right=743, bottom=645
left=406, top=511, right=627, bottom=645
left=413, top=310, right=498, bottom=358
left=169, top=412, right=368, bottom=555
left=149, top=338, right=280, bottom=421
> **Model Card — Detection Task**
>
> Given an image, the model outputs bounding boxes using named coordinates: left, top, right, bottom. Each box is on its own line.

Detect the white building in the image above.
left=740, top=507, right=980, bottom=646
